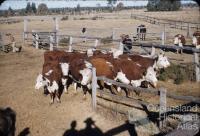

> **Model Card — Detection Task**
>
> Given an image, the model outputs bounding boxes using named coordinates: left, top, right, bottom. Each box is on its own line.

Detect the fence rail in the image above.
left=92, top=68, right=200, bottom=128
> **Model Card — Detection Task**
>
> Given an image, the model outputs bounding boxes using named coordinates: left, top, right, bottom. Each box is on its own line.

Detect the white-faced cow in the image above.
left=192, top=31, right=200, bottom=49
left=35, top=61, right=63, bottom=104
left=174, top=34, right=186, bottom=54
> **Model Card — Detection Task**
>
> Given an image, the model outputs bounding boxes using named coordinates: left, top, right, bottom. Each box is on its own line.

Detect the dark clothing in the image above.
left=122, top=38, right=132, bottom=53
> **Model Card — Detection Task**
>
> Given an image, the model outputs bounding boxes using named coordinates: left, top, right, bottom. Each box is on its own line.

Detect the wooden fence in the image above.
left=130, top=14, right=200, bottom=37
left=28, top=32, right=200, bottom=82
left=91, top=68, right=200, bottom=128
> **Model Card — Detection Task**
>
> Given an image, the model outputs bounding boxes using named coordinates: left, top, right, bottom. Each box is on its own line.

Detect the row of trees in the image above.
left=0, top=0, right=198, bottom=17
left=147, top=0, right=181, bottom=11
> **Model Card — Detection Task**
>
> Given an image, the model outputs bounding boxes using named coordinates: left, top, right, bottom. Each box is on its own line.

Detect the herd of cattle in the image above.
left=35, top=48, right=170, bottom=104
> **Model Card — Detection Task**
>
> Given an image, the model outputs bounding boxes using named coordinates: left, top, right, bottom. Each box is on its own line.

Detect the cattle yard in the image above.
left=0, top=8, right=200, bottom=136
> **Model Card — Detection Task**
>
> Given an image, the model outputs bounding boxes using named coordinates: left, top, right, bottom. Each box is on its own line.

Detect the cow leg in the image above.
left=43, top=86, right=49, bottom=96
left=49, top=93, right=55, bottom=104
left=74, top=82, right=78, bottom=94
left=56, top=91, right=61, bottom=103
left=82, top=86, right=88, bottom=100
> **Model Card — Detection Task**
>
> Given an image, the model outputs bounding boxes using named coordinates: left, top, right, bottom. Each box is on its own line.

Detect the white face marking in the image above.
left=174, top=37, right=179, bottom=45
left=115, top=71, right=130, bottom=84
left=144, top=67, right=158, bottom=87
left=35, top=74, right=48, bottom=90
left=60, top=63, right=69, bottom=76
left=156, top=54, right=170, bottom=68
left=45, top=70, right=53, bottom=76
left=192, top=37, right=197, bottom=45
left=79, top=68, right=92, bottom=85
left=47, top=81, right=59, bottom=93
left=131, top=79, right=144, bottom=87
left=128, top=58, right=132, bottom=61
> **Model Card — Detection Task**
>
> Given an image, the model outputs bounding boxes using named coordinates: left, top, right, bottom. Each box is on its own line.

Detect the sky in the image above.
left=0, top=0, right=197, bottom=10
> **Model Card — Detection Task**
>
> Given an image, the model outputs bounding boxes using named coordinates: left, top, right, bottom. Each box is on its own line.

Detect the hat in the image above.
left=84, top=118, right=95, bottom=125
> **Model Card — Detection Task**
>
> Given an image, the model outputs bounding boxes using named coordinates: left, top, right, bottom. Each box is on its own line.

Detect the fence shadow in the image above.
left=18, top=127, right=30, bottom=136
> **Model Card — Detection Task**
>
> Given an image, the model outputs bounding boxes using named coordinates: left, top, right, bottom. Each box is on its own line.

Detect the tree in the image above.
left=32, top=2, right=37, bottom=14
left=147, top=0, right=181, bottom=11
left=116, top=2, right=124, bottom=10
left=37, top=3, right=48, bottom=15
left=107, top=0, right=117, bottom=11
left=75, top=4, right=81, bottom=13
left=25, top=2, right=32, bottom=13
left=8, top=6, right=14, bottom=16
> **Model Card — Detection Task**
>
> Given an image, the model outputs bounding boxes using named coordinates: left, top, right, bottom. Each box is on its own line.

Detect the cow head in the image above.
left=60, top=63, right=69, bottom=76
left=144, top=67, right=158, bottom=87
left=115, top=71, right=130, bottom=84
left=79, top=68, right=92, bottom=85
left=35, top=74, right=48, bottom=90
left=79, top=61, right=93, bottom=86
left=192, top=36, right=197, bottom=45
left=174, top=36, right=179, bottom=45
left=156, top=53, right=170, bottom=69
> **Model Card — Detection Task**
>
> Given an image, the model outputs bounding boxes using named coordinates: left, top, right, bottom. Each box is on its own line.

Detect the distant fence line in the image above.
left=130, top=14, right=200, bottom=37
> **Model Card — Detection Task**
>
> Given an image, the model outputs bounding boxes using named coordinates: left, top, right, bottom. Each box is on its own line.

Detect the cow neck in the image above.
left=68, top=74, right=81, bottom=84
left=153, top=57, right=159, bottom=70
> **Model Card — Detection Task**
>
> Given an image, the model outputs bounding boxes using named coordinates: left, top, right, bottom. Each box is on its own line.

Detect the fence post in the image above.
left=35, top=33, right=39, bottom=49
left=54, top=17, right=59, bottom=47
left=49, top=35, right=54, bottom=51
left=94, top=39, right=98, bottom=48
left=187, top=23, right=190, bottom=38
left=23, top=18, right=28, bottom=43
left=12, top=42, right=16, bottom=52
left=92, top=68, right=97, bottom=110
left=159, top=88, right=167, bottom=128
left=119, top=42, right=124, bottom=52
left=161, top=32, right=165, bottom=45
left=194, top=53, right=200, bottom=82
left=112, top=28, right=115, bottom=40
left=68, top=36, right=73, bottom=52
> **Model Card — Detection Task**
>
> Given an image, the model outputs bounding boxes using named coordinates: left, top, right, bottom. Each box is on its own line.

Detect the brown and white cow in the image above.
left=68, top=59, right=93, bottom=98
left=119, top=53, right=170, bottom=70
left=192, top=31, right=200, bottom=49
left=174, top=34, right=186, bottom=53
left=35, top=61, right=63, bottom=104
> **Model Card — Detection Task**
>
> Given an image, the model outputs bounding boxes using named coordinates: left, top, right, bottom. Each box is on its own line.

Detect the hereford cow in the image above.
left=137, top=24, right=146, bottom=41
left=174, top=34, right=186, bottom=53
left=192, top=31, right=200, bottom=49
left=35, top=61, right=63, bottom=104
left=119, top=52, right=170, bottom=70
left=89, top=58, right=118, bottom=93
left=113, top=58, right=158, bottom=88
left=68, top=59, right=93, bottom=98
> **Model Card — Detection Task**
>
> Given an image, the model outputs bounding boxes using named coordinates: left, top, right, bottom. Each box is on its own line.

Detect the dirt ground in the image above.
left=0, top=7, right=199, bottom=136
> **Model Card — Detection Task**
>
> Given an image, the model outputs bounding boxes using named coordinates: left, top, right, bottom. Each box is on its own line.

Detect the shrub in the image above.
left=101, top=36, right=112, bottom=44
left=59, top=38, right=69, bottom=46
left=61, top=16, right=69, bottom=21
left=158, top=63, right=195, bottom=84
